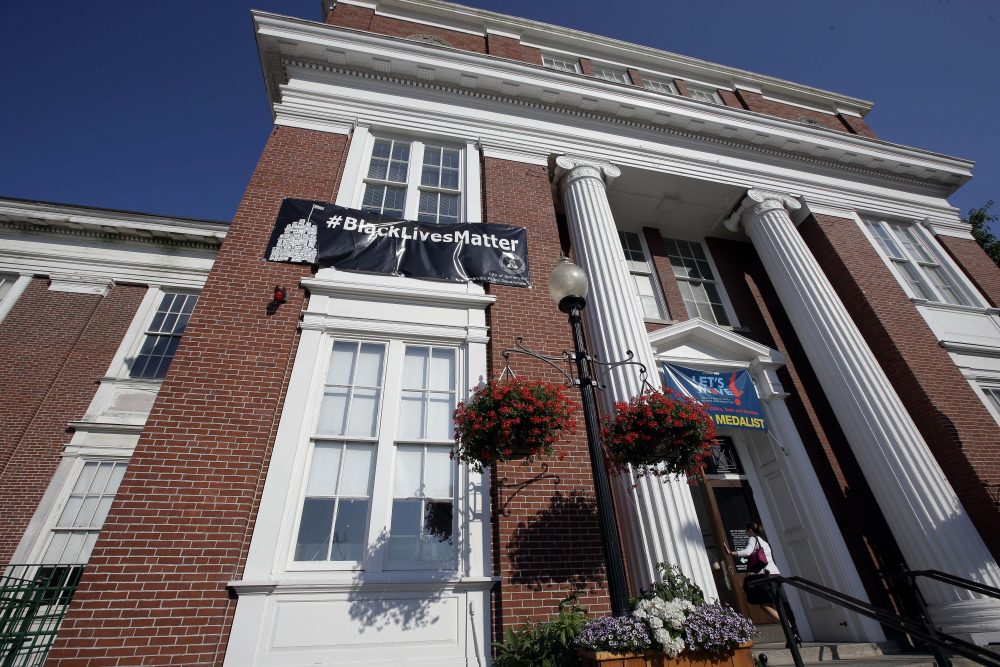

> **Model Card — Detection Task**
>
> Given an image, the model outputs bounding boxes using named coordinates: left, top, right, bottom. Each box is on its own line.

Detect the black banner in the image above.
left=264, top=199, right=531, bottom=288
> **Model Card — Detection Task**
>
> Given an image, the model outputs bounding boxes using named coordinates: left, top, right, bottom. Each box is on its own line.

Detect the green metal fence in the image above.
left=0, top=564, right=83, bottom=667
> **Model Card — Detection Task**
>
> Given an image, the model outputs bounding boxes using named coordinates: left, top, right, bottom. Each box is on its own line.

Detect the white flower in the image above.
left=633, top=609, right=648, bottom=620
left=649, top=617, right=663, bottom=629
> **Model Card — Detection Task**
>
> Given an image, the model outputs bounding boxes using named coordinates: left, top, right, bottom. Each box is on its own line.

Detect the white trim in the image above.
left=761, top=93, right=837, bottom=116
left=0, top=274, right=31, bottom=324
left=48, top=275, right=113, bottom=296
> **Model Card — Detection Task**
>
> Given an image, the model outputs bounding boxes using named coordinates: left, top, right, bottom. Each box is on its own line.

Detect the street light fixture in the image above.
left=548, top=256, right=632, bottom=617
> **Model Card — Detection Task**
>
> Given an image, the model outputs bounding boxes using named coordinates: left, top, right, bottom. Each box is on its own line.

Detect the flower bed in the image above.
left=577, top=642, right=753, bottom=667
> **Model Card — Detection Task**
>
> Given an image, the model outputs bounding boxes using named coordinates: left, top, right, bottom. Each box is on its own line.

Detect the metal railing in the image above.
left=0, top=564, right=84, bottom=667
left=748, top=573, right=1000, bottom=667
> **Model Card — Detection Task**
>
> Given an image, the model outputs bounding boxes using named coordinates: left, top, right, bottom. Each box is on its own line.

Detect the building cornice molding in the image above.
left=324, top=1, right=872, bottom=116
left=254, top=15, right=972, bottom=196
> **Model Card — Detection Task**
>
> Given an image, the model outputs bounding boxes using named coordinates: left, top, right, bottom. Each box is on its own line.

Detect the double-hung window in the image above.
left=291, top=339, right=459, bottom=569
left=687, top=85, right=723, bottom=105
left=361, top=137, right=462, bottom=224
left=662, top=238, right=731, bottom=326
left=863, top=218, right=974, bottom=306
left=643, top=78, right=678, bottom=95
left=0, top=273, right=18, bottom=305
left=541, top=54, right=582, bottom=74
left=594, top=65, right=630, bottom=84
left=41, top=460, right=127, bottom=565
left=128, top=291, right=198, bottom=379
left=619, top=231, right=667, bottom=320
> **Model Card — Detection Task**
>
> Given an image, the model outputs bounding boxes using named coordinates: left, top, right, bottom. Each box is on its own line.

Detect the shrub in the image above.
left=639, top=562, right=706, bottom=606
left=494, top=598, right=588, bottom=667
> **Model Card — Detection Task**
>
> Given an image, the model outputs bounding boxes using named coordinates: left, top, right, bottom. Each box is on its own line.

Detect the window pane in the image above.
left=43, top=533, right=69, bottom=563
left=295, top=498, right=334, bottom=561
left=328, top=342, right=357, bottom=385
left=59, top=497, right=84, bottom=527
left=424, top=448, right=453, bottom=498
left=898, top=261, right=934, bottom=300
left=427, top=392, right=454, bottom=440
left=340, top=445, right=375, bottom=497
left=93, top=496, right=115, bottom=527
left=347, top=387, right=380, bottom=437
left=891, top=223, right=934, bottom=263
left=72, top=464, right=98, bottom=494
left=305, top=443, right=342, bottom=496
left=394, top=445, right=423, bottom=497
left=75, top=497, right=100, bottom=527
left=387, top=499, right=422, bottom=560
left=422, top=501, right=453, bottom=561
left=924, top=265, right=965, bottom=305
left=429, top=349, right=456, bottom=391
left=331, top=499, right=369, bottom=561
left=866, top=221, right=904, bottom=259
left=398, top=392, right=426, bottom=440
left=317, top=387, right=349, bottom=435
left=403, top=347, right=429, bottom=389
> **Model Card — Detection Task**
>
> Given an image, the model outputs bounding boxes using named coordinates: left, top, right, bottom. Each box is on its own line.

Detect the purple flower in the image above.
left=682, top=604, right=755, bottom=655
left=576, top=616, right=653, bottom=654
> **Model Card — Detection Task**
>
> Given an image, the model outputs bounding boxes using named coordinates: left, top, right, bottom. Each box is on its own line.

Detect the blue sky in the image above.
left=1, top=1, right=997, bottom=227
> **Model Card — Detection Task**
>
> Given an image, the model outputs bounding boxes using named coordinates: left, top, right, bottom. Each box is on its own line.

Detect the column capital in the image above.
left=724, top=188, right=802, bottom=232
left=554, top=155, right=621, bottom=190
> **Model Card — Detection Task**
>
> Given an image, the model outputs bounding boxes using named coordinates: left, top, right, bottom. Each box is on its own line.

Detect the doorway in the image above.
left=689, top=436, right=774, bottom=626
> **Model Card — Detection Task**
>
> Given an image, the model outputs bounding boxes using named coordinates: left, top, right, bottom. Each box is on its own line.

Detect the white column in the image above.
left=555, top=155, right=718, bottom=599
left=728, top=188, right=1000, bottom=640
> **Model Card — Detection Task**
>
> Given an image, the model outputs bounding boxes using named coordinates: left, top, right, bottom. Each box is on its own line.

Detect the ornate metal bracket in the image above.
left=499, top=337, right=657, bottom=393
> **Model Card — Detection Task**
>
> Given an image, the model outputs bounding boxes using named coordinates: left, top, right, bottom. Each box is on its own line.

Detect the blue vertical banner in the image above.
left=661, top=363, right=768, bottom=431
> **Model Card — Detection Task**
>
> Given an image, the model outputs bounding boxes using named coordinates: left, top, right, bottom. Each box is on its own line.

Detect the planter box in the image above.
left=578, top=642, right=753, bottom=667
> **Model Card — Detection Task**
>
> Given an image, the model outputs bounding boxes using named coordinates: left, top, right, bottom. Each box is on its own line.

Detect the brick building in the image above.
left=1, top=1, right=999, bottom=664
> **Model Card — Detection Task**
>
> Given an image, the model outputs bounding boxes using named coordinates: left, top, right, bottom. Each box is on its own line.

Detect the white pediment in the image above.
left=648, top=318, right=785, bottom=370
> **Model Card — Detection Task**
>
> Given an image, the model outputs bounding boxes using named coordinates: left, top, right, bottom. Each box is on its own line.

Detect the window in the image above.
left=662, top=238, right=731, bottom=326
left=360, top=137, right=462, bottom=224
left=542, top=54, right=581, bottom=74
left=619, top=231, right=667, bottom=320
left=40, top=461, right=127, bottom=565
left=643, top=78, right=678, bottom=95
left=863, top=219, right=974, bottom=306
left=982, top=386, right=1000, bottom=414
left=686, top=85, right=723, bottom=105
left=291, top=340, right=459, bottom=568
left=593, top=65, right=630, bottom=84
left=128, top=291, right=197, bottom=379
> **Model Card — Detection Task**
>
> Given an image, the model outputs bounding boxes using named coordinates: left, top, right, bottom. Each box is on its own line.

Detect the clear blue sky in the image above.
left=1, top=1, right=997, bottom=226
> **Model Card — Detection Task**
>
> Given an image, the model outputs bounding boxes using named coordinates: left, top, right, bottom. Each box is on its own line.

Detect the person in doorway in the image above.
left=728, top=522, right=800, bottom=645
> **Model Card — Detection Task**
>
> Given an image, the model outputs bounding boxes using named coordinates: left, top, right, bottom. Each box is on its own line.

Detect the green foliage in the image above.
left=494, top=597, right=588, bottom=667
left=964, top=200, right=1000, bottom=267
left=638, top=563, right=705, bottom=606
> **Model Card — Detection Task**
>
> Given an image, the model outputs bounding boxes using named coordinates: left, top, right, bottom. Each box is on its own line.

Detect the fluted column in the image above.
left=555, top=155, right=717, bottom=599
left=728, top=188, right=1000, bottom=638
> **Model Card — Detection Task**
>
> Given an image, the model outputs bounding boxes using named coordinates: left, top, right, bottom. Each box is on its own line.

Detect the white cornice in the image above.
left=254, top=12, right=972, bottom=197
left=327, top=0, right=872, bottom=115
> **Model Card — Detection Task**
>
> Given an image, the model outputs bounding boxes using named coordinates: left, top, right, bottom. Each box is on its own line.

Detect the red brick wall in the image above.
left=483, top=158, right=612, bottom=632
left=706, top=236, right=911, bottom=617
left=325, top=4, right=486, bottom=52
left=0, top=281, right=145, bottom=561
left=627, top=68, right=644, bottom=87
left=48, top=126, right=350, bottom=666
left=717, top=89, right=746, bottom=109
left=487, top=33, right=542, bottom=65
left=799, top=214, right=1000, bottom=558
left=938, top=234, right=1000, bottom=307
left=838, top=114, right=878, bottom=139
left=735, top=89, right=866, bottom=135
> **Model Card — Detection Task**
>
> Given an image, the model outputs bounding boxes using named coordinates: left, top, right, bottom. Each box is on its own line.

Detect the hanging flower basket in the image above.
left=602, top=389, right=716, bottom=478
left=452, top=376, right=577, bottom=472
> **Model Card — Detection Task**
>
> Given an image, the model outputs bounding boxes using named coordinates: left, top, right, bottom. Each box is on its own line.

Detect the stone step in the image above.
left=753, top=642, right=907, bottom=666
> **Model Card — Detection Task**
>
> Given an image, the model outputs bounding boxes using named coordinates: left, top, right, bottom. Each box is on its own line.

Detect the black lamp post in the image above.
left=548, top=256, right=632, bottom=617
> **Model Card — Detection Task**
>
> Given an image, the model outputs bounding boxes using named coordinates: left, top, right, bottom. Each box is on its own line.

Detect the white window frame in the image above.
left=860, top=216, right=981, bottom=308
left=0, top=273, right=31, bottom=324
left=618, top=230, right=668, bottom=321
left=593, top=64, right=631, bottom=84
left=686, top=84, right=723, bottom=105
left=341, top=128, right=481, bottom=225
left=541, top=53, right=582, bottom=74
left=107, top=286, right=199, bottom=381
left=285, top=335, right=464, bottom=573
left=643, top=77, right=678, bottom=95
left=662, top=237, right=737, bottom=327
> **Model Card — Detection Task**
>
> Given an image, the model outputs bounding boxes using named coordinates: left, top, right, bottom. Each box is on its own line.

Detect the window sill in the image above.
left=228, top=574, right=498, bottom=596
left=910, top=298, right=1000, bottom=316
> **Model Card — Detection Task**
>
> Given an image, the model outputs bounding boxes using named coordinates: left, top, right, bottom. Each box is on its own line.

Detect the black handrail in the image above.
left=901, top=568, right=1000, bottom=600
left=746, top=575, right=1000, bottom=667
